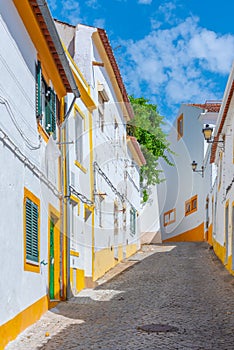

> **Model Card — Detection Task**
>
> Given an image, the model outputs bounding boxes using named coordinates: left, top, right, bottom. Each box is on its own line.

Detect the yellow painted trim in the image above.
left=205, top=223, right=213, bottom=246
left=93, top=247, right=115, bottom=281
left=212, top=238, right=234, bottom=276
left=62, top=125, right=68, bottom=299
left=73, top=72, right=96, bottom=111
left=48, top=204, right=61, bottom=301
left=177, top=113, right=183, bottom=140
left=92, top=32, right=131, bottom=121
left=70, top=250, right=80, bottom=257
left=70, top=267, right=74, bottom=289
left=62, top=43, right=88, bottom=88
left=13, top=1, right=66, bottom=99
left=163, top=208, right=176, bottom=227
left=126, top=243, right=138, bottom=258
left=23, top=188, right=40, bottom=273
left=61, top=44, right=96, bottom=111
left=163, top=222, right=204, bottom=242
left=74, top=160, right=87, bottom=174
left=37, top=123, right=49, bottom=143
left=0, top=295, right=48, bottom=349
left=70, top=195, right=81, bottom=216
left=76, top=269, right=85, bottom=292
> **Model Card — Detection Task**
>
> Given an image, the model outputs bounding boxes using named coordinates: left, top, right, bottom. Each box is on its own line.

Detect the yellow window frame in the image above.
left=185, top=195, right=198, bottom=216
left=23, top=187, right=40, bottom=273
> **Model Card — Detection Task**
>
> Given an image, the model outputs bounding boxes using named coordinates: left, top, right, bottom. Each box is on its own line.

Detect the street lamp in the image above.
left=191, top=160, right=204, bottom=177
left=202, top=124, right=224, bottom=144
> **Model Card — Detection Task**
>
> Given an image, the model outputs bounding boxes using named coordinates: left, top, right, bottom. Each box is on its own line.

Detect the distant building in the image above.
left=158, top=102, right=221, bottom=242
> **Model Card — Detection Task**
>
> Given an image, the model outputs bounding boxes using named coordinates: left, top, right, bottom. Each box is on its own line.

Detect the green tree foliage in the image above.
left=128, top=96, right=173, bottom=202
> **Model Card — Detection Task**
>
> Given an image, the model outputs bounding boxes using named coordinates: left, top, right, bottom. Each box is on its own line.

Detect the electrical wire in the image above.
left=0, top=95, right=41, bottom=150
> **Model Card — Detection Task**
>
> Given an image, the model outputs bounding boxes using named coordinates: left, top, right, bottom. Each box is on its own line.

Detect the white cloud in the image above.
left=118, top=16, right=234, bottom=118
left=138, top=0, right=152, bottom=4
left=86, top=0, right=98, bottom=9
left=93, top=18, right=106, bottom=28
left=54, top=0, right=82, bottom=25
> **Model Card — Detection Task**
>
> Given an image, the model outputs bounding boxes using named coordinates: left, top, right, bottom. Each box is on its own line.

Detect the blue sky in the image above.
left=48, top=0, right=234, bottom=121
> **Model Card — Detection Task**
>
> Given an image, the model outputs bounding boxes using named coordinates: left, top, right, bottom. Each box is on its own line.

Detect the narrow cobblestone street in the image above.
left=7, top=243, right=234, bottom=349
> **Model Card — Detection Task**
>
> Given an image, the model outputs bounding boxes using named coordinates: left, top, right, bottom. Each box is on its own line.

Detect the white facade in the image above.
left=0, top=1, right=78, bottom=347
left=158, top=103, right=219, bottom=242
left=56, top=22, right=143, bottom=282
left=210, top=63, right=234, bottom=272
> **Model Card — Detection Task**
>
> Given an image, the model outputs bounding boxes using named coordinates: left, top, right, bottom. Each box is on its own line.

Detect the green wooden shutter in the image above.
left=36, top=62, right=42, bottom=118
left=26, top=198, right=39, bottom=263
left=50, top=89, right=56, bottom=138
left=45, top=88, right=56, bottom=137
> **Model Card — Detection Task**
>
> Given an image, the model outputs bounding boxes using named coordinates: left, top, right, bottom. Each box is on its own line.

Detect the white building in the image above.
left=55, top=21, right=145, bottom=285
left=209, top=63, right=234, bottom=274
left=0, top=0, right=79, bottom=347
left=158, top=102, right=220, bottom=242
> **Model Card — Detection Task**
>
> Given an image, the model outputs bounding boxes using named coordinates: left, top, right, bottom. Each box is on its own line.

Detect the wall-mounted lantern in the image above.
left=202, top=124, right=224, bottom=144
left=191, top=161, right=204, bottom=177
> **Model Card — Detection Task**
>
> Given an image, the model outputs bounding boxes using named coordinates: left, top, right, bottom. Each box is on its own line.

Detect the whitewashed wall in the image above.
left=157, top=105, right=207, bottom=240
left=75, top=25, right=141, bottom=258
left=0, top=0, right=60, bottom=325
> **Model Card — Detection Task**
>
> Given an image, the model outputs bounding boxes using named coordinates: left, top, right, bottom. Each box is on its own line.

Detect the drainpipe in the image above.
left=59, top=96, right=76, bottom=300
left=36, top=0, right=80, bottom=299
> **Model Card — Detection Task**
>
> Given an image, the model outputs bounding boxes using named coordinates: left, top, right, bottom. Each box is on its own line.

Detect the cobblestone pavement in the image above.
left=6, top=243, right=234, bottom=350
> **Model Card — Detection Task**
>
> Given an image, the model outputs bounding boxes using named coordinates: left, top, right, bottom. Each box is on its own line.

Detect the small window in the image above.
left=177, top=114, right=183, bottom=140
left=36, top=61, right=56, bottom=138
left=98, top=92, right=105, bottom=132
left=130, top=207, right=136, bottom=235
left=84, top=205, right=92, bottom=222
left=163, top=208, right=176, bottom=226
left=75, top=111, right=84, bottom=164
left=24, top=188, right=40, bottom=272
left=185, top=195, right=198, bottom=216
left=99, top=195, right=105, bottom=228
left=218, top=151, right=223, bottom=191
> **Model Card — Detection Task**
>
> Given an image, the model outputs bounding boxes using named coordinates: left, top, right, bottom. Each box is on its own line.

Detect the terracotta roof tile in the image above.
left=127, top=136, right=146, bottom=166
left=97, top=28, right=134, bottom=120
left=188, top=103, right=221, bottom=113
left=210, top=82, right=234, bottom=163
left=29, top=1, right=72, bottom=92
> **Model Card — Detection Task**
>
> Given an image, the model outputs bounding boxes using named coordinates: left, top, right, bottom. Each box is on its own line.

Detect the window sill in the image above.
left=24, top=260, right=40, bottom=273
left=37, top=123, right=49, bottom=143
left=74, top=160, right=87, bottom=174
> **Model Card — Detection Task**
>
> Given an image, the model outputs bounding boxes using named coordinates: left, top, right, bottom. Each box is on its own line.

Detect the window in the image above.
left=99, top=195, right=105, bottom=227
left=218, top=151, right=223, bottom=191
left=164, top=208, right=176, bottom=226
left=130, top=207, right=136, bottom=235
left=97, top=83, right=109, bottom=132
left=36, top=61, right=56, bottom=137
left=75, top=110, right=84, bottom=164
left=24, top=188, right=40, bottom=272
left=177, top=113, right=183, bottom=140
left=185, top=195, right=198, bottom=216
left=84, top=205, right=92, bottom=222
left=98, top=92, right=105, bottom=132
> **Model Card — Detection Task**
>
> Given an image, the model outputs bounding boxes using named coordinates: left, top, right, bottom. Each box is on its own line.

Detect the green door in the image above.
left=49, top=219, right=55, bottom=299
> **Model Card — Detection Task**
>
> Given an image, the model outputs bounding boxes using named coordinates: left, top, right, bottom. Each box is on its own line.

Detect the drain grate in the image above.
left=137, top=323, right=179, bottom=333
